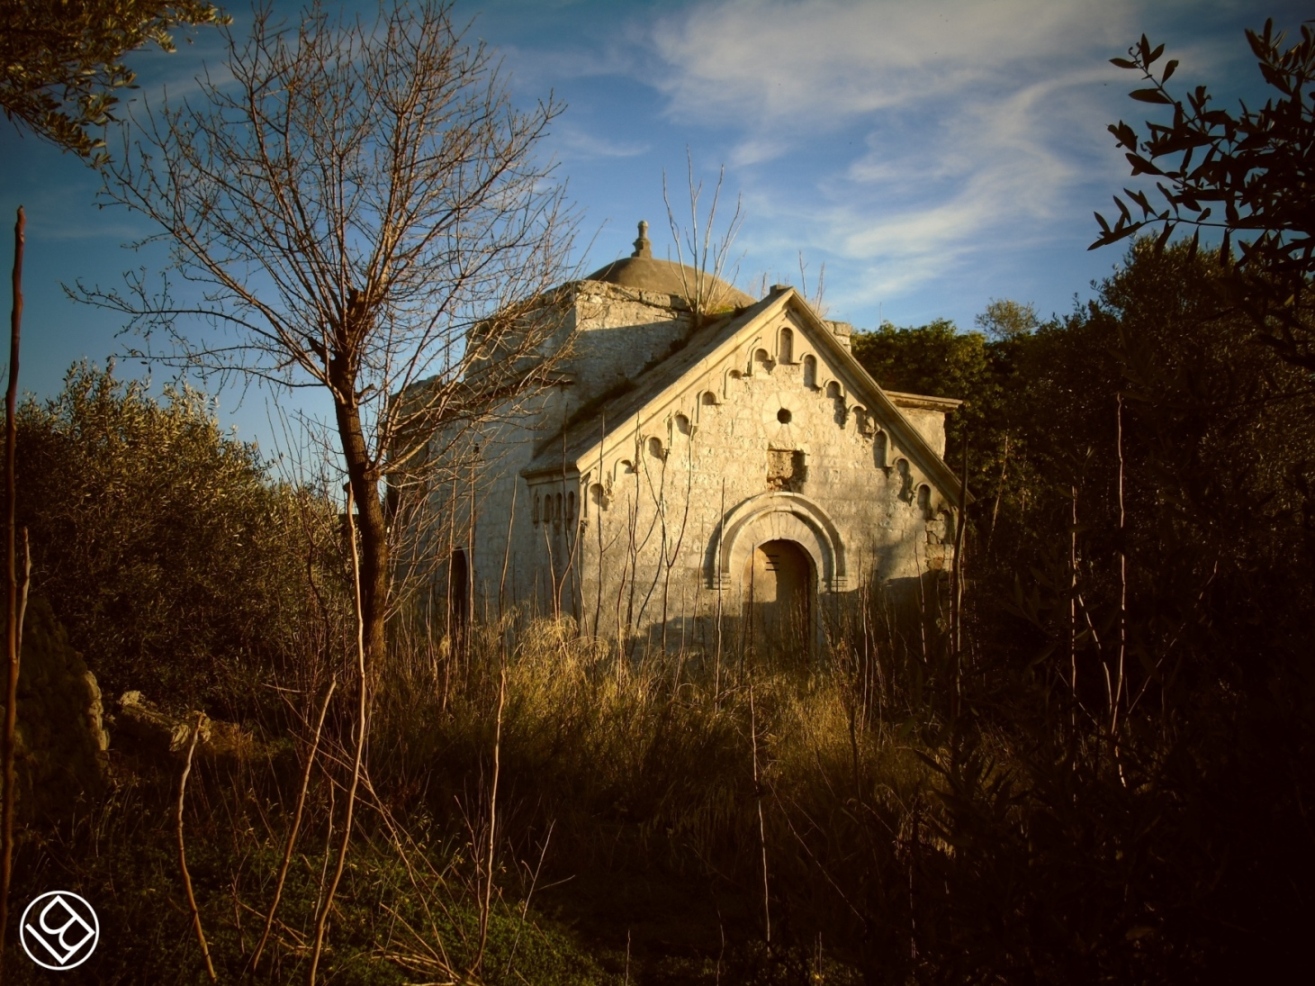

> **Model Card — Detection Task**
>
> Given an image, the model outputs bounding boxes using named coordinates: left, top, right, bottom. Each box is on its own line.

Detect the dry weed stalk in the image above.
left=177, top=713, right=217, bottom=982
left=307, top=485, right=370, bottom=986
left=472, top=664, right=507, bottom=978
left=249, top=676, right=337, bottom=974
left=663, top=151, right=744, bottom=325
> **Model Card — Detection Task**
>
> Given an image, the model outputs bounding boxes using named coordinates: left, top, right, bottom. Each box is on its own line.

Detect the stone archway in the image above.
left=742, top=539, right=814, bottom=659
left=711, top=491, right=846, bottom=593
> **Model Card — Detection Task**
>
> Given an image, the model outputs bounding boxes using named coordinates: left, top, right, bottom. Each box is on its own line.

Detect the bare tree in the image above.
left=663, top=151, right=744, bottom=325
left=81, top=0, right=576, bottom=672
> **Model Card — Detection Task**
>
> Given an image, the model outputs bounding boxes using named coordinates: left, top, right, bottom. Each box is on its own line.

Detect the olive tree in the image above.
left=15, top=362, right=338, bottom=711
left=0, top=0, right=228, bottom=161
left=82, top=0, right=575, bottom=674
left=1092, top=20, right=1315, bottom=368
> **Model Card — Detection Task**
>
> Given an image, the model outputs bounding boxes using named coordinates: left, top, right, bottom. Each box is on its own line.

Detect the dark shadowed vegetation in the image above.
left=12, top=364, right=345, bottom=716
left=2, top=238, right=1310, bottom=985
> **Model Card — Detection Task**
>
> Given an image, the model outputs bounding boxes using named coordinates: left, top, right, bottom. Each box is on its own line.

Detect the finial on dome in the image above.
left=632, top=219, right=652, bottom=259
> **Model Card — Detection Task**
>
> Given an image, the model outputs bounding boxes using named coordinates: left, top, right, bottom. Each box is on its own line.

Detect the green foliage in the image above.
left=0, top=1, right=228, bottom=162
left=997, top=240, right=1314, bottom=663
left=850, top=316, right=1032, bottom=535
left=837, top=240, right=1313, bottom=981
left=7, top=772, right=614, bottom=985
left=974, top=297, right=1039, bottom=341
left=12, top=363, right=340, bottom=713
left=852, top=318, right=983, bottom=401
left=1095, top=19, right=1315, bottom=368
left=851, top=317, right=997, bottom=454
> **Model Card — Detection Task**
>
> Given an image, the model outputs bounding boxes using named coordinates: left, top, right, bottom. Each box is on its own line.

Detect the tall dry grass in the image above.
left=370, top=609, right=944, bottom=980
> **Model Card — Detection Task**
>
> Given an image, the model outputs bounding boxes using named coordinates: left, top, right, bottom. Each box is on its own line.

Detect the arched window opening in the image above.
left=554, top=492, right=563, bottom=527
left=778, top=326, right=794, bottom=363
left=648, top=436, right=666, bottom=461
left=802, top=354, right=818, bottom=389
left=674, top=413, right=691, bottom=436
left=589, top=483, right=607, bottom=514
left=566, top=491, right=576, bottom=522
left=447, top=548, right=469, bottom=640
left=532, top=494, right=540, bottom=526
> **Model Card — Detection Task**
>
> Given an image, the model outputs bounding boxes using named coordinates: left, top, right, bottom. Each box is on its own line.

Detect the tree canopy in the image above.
left=0, top=0, right=227, bottom=161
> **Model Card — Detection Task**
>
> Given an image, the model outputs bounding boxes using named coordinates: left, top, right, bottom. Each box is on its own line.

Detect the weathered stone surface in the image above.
left=2, top=596, right=109, bottom=820
left=116, top=691, right=257, bottom=760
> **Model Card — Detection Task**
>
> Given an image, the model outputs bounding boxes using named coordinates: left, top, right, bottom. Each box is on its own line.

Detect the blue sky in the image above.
left=1, top=0, right=1305, bottom=461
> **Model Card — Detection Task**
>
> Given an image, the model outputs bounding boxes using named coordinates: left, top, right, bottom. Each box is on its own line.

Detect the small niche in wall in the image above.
left=725, top=369, right=743, bottom=398
left=674, top=413, right=691, bottom=436
left=802, top=354, right=818, bottom=389
left=895, top=458, right=914, bottom=503
left=778, top=326, right=794, bottom=363
left=767, top=448, right=807, bottom=492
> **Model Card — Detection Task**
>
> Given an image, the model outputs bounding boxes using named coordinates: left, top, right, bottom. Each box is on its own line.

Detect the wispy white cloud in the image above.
left=635, top=0, right=1158, bottom=311
left=649, top=0, right=1135, bottom=131
left=552, top=123, right=649, bottom=161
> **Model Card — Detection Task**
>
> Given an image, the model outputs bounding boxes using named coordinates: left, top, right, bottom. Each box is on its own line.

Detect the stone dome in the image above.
left=583, top=221, right=753, bottom=308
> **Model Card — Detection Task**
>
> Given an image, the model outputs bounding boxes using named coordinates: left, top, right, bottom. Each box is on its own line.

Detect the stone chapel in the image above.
left=418, top=222, right=963, bottom=655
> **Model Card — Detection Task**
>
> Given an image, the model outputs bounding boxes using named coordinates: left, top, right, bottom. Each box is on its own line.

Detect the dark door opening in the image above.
left=742, top=539, right=813, bottom=661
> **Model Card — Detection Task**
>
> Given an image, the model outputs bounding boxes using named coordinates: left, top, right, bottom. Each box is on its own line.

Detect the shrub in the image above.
left=10, top=363, right=343, bottom=715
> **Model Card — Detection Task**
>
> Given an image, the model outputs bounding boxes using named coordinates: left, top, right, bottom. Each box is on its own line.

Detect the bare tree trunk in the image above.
left=330, top=378, right=389, bottom=673
left=1, top=206, right=26, bottom=968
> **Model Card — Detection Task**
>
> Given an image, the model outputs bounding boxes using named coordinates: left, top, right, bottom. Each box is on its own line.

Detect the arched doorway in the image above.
left=742, top=539, right=813, bottom=660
